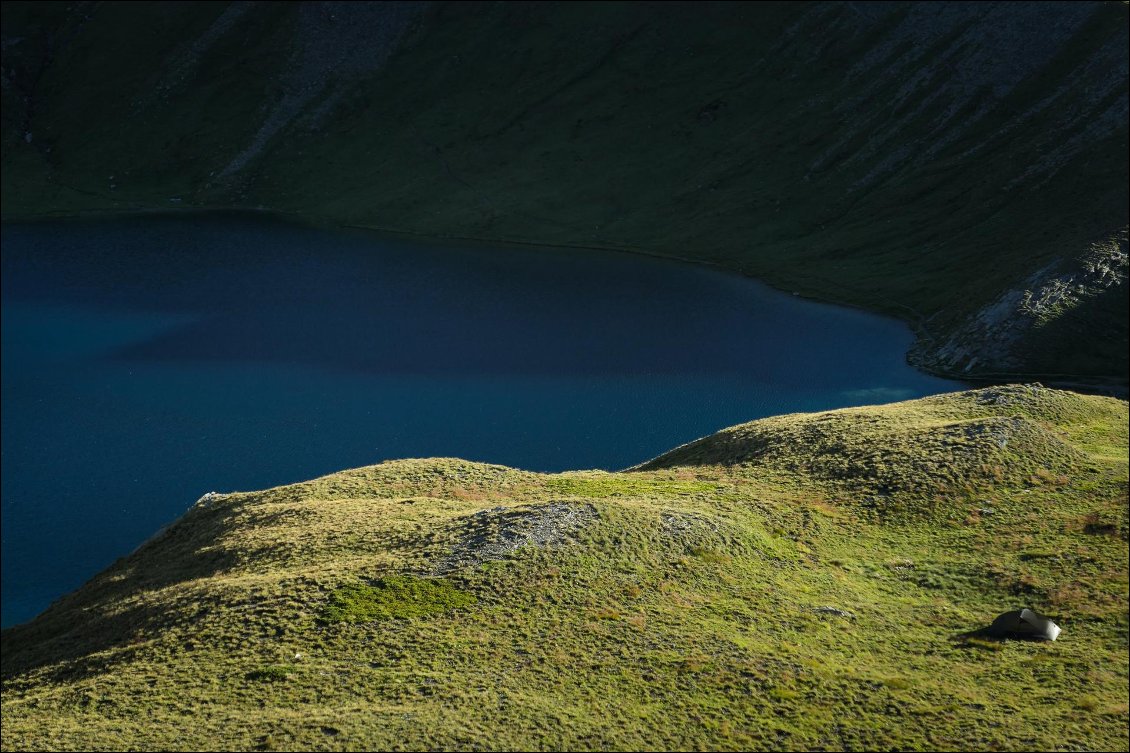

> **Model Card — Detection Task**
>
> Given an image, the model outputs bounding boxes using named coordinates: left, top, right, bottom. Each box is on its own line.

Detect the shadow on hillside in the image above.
left=951, top=627, right=1009, bottom=648
left=950, top=626, right=1053, bottom=649
left=0, top=501, right=246, bottom=680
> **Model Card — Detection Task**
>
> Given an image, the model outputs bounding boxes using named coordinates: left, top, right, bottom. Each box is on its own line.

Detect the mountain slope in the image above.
left=1, top=1, right=1127, bottom=384
left=2, top=386, right=1127, bottom=751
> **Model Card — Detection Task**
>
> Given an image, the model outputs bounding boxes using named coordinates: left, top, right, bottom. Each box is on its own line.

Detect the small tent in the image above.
left=986, top=608, right=1061, bottom=641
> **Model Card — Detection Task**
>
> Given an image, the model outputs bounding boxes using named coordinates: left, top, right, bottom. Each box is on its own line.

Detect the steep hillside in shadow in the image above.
left=2, top=2, right=1127, bottom=383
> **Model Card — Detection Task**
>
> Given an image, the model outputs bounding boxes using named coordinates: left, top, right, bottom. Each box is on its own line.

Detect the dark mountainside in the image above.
left=2, top=1, right=1127, bottom=385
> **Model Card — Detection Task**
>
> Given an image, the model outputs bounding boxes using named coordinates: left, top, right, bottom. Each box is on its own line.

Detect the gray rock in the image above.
left=434, top=502, right=597, bottom=574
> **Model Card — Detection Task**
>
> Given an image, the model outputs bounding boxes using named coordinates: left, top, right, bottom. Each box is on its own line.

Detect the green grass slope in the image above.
left=1, top=2, right=1127, bottom=385
left=2, top=386, right=1127, bottom=751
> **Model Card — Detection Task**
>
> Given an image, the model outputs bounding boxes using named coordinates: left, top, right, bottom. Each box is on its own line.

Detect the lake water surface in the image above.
left=1, top=215, right=959, bottom=625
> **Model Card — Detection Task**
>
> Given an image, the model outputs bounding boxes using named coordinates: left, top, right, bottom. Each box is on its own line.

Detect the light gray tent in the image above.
left=986, top=608, right=1061, bottom=641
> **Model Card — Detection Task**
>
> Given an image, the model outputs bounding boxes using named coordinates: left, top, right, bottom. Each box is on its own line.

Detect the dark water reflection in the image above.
left=1, top=215, right=959, bottom=625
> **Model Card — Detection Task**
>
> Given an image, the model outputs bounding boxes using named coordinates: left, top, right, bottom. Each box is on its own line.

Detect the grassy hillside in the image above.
left=1, top=2, right=1127, bottom=384
left=2, top=385, right=1127, bottom=751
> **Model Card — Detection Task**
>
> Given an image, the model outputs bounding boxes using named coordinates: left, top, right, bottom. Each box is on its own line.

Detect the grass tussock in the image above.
left=321, top=577, right=476, bottom=622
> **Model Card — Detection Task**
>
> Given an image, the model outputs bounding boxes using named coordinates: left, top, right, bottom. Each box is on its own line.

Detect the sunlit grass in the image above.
left=1, top=386, right=1126, bottom=750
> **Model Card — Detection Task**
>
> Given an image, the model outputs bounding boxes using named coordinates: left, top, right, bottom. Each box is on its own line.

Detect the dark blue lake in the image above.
left=0, top=215, right=959, bottom=626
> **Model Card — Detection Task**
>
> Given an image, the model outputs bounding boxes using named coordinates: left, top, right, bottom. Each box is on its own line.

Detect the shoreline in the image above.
left=3, top=204, right=1126, bottom=397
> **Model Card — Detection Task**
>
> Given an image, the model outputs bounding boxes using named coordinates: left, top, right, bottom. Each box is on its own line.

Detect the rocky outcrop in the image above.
left=433, top=502, right=598, bottom=574
left=915, top=229, right=1128, bottom=377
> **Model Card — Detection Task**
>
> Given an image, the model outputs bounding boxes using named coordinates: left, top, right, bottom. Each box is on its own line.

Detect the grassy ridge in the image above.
left=1, top=2, right=1127, bottom=383
left=2, top=386, right=1126, bottom=750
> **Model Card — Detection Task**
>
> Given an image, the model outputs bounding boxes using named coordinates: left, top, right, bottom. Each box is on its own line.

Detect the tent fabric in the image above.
left=987, top=608, right=1061, bottom=641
